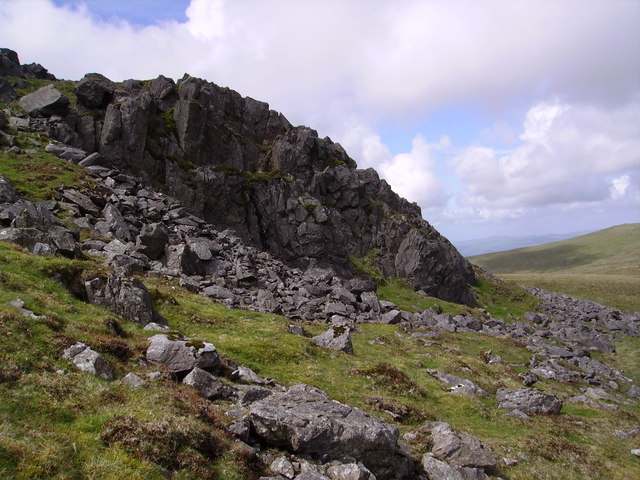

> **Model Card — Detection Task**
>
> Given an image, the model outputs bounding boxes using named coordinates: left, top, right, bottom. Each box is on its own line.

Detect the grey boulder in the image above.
left=63, top=342, right=114, bottom=380
left=146, top=333, right=223, bottom=374
left=19, top=84, right=69, bottom=116
left=85, top=275, right=165, bottom=326
left=496, top=388, right=563, bottom=415
left=248, top=384, right=412, bottom=480
left=311, top=324, right=354, bottom=354
left=429, top=422, right=496, bottom=468
left=183, top=367, right=226, bottom=399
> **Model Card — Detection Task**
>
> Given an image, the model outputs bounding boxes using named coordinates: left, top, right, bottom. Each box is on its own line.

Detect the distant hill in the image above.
left=469, top=224, right=640, bottom=276
left=455, top=231, right=589, bottom=257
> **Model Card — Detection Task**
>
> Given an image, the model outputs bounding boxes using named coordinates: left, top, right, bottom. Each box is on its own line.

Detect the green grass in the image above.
left=469, top=224, right=640, bottom=276
left=1, top=132, right=639, bottom=479
left=0, top=132, right=92, bottom=201
left=500, top=273, right=640, bottom=312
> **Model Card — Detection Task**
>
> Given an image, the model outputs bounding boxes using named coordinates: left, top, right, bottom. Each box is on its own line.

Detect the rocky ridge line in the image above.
left=0, top=47, right=476, bottom=306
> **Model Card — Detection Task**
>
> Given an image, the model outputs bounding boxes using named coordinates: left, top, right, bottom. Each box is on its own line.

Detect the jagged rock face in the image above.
left=2, top=57, right=476, bottom=305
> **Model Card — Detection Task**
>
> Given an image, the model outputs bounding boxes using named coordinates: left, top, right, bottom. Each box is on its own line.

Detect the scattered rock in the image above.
left=19, top=84, right=69, bottom=116
left=146, top=333, right=223, bottom=375
left=85, top=275, right=165, bottom=326
left=270, top=456, right=295, bottom=479
left=248, top=384, right=413, bottom=480
left=63, top=342, right=114, bottom=380
left=311, top=324, right=354, bottom=354
left=121, top=372, right=148, bottom=389
left=428, top=422, right=496, bottom=468
left=426, top=370, right=489, bottom=397
left=183, top=367, right=227, bottom=399
left=496, top=388, right=563, bottom=415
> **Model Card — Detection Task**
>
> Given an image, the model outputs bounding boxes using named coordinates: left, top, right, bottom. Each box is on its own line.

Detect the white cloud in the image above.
left=448, top=100, right=640, bottom=213
left=0, top=0, right=638, bottom=240
left=340, top=124, right=449, bottom=208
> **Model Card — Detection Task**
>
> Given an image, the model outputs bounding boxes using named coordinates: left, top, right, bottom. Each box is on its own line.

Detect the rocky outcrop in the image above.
left=2, top=57, right=477, bottom=306
left=248, top=384, right=414, bottom=480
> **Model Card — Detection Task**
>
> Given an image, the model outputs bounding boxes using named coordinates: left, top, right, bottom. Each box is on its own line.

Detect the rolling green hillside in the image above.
left=469, top=224, right=640, bottom=276
left=470, top=224, right=640, bottom=311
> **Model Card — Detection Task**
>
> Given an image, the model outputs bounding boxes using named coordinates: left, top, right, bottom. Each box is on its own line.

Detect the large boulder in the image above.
left=19, top=84, right=69, bottom=117
left=74, top=73, right=116, bottom=109
left=135, top=222, right=169, bottom=259
left=84, top=275, right=165, bottom=326
left=182, top=367, right=227, bottom=399
left=146, top=333, right=223, bottom=375
left=248, top=384, right=413, bottom=480
left=496, top=388, right=563, bottom=415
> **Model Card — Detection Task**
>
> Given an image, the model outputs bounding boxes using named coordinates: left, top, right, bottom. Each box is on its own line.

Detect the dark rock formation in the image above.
left=2, top=58, right=477, bottom=305
left=84, top=275, right=165, bottom=326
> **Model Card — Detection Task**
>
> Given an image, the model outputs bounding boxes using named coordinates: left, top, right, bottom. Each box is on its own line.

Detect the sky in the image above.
left=1, top=0, right=638, bottom=244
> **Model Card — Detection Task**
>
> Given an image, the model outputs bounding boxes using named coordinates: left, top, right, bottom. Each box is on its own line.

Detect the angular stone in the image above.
left=121, top=373, right=148, bottom=389
left=426, top=370, right=489, bottom=397
left=326, top=463, right=374, bottom=480
left=496, top=388, right=563, bottom=415
left=0, top=174, right=19, bottom=204
left=429, top=422, right=496, bottom=468
left=183, top=367, right=226, bottom=399
left=44, top=143, right=87, bottom=163
left=63, top=342, right=114, bottom=380
left=84, top=275, right=164, bottom=326
left=135, top=222, right=169, bottom=260
left=270, top=456, right=295, bottom=479
left=248, top=384, right=411, bottom=480
left=74, top=72, right=116, bottom=108
left=380, top=309, right=403, bottom=324
left=311, top=325, right=354, bottom=354
left=61, top=189, right=100, bottom=216
left=146, top=333, right=222, bottom=374
left=19, top=84, right=69, bottom=116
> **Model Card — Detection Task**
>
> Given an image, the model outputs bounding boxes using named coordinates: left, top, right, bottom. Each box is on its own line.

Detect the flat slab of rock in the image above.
left=19, top=84, right=69, bottom=116
left=427, top=370, right=489, bottom=397
left=248, top=384, right=411, bottom=480
left=497, top=388, right=563, bottom=415
left=146, top=333, right=222, bottom=374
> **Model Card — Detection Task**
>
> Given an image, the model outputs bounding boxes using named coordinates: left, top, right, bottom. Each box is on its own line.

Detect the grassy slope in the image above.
left=0, top=128, right=639, bottom=479
left=469, top=224, right=640, bottom=312
left=1, top=243, right=639, bottom=480
left=469, top=224, right=640, bottom=276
